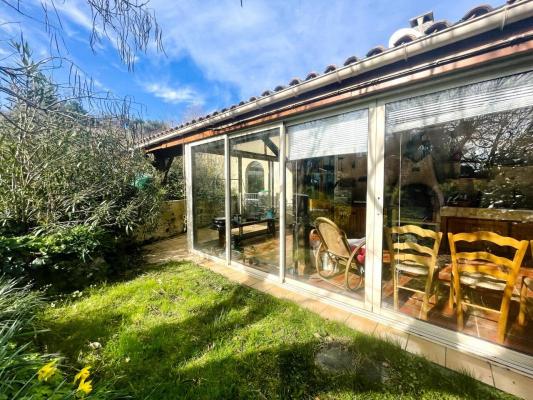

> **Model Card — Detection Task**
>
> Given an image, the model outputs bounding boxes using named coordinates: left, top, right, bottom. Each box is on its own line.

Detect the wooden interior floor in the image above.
left=195, top=228, right=533, bottom=355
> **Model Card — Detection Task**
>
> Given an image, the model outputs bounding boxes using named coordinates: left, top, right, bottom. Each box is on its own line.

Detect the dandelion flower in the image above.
left=74, top=366, right=90, bottom=383
left=77, top=379, right=92, bottom=395
left=37, top=360, right=58, bottom=382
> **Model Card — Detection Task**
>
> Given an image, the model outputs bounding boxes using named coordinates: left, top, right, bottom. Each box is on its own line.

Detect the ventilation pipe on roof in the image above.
left=410, top=11, right=435, bottom=32
left=141, top=1, right=533, bottom=149
left=388, top=11, right=434, bottom=48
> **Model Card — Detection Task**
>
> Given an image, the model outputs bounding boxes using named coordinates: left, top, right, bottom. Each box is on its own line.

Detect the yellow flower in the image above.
left=74, top=366, right=90, bottom=384
left=37, top=360, right=58, bottom=382
left=77, top=379, right=92, bottom=395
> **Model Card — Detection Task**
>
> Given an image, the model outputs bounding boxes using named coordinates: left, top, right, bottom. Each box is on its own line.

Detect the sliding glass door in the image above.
left=381, top=71, right=533, bottom=354
left=191, top=139, right=226, bottom=258
left=229, top=128, right=281, bottom=274
left=285, top=109, right=369, bottom=301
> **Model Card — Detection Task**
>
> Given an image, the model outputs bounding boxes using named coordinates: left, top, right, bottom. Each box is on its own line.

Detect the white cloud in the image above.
left=51, top=0, right=93, bottom=31
left=145, top=0, right=500, bottom=102
left=147, top=0, right=388, bottom=99
left=143, top=82, right=204, bottom=106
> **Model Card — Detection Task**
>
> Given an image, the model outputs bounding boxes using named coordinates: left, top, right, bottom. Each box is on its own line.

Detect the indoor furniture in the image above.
left=448, top=231, right=529, bottom=343
left=386, top=225, right=442, bottom=320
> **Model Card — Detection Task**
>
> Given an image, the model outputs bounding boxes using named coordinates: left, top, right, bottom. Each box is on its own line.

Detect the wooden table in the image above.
left=211, top=217, right=276, bottom=246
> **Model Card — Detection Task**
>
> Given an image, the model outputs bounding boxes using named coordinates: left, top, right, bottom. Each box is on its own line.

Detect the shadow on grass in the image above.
left=40, top=261, right=514, bottom=400
left=40, top=261, right=275, bottom=366
left=112, top=329, right=509, bottom=400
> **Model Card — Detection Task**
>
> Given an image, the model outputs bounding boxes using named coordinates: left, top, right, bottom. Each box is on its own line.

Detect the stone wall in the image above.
left=136, top=199, right=186, bottom=242
left=194, top=198, right=225, bottom=228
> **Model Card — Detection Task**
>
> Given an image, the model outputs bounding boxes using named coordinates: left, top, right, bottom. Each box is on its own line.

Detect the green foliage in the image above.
left=0, top=277, right=123, bottom=399
left=0, top=277, right=58, bottom=399
left=40, top=261, right=515, bottom=400
left=164, top=156, right=185, bottom=200
left=0, top=226, right=120, bottom=292
left=0, top=42, right=164, bottom=236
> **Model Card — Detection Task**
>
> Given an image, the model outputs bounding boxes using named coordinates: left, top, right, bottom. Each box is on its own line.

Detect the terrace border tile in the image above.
left=318, top=304, right=352, bottom=324
left=373, top=324, right=409, bottom=349
left=405, top=335, right=446, bottom=366
left=492, top=364, right=533, bottom=400
left=344, top=314, right=378, bottom=336
left=445, top=348, right=494, bottom=386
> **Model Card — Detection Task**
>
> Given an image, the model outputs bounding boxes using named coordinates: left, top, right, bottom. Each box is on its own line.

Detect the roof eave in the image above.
left=139, top=0, right=533, bottom=149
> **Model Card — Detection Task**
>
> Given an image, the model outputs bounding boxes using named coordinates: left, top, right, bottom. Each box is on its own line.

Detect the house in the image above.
left=140, top=1, right=533, bottom=397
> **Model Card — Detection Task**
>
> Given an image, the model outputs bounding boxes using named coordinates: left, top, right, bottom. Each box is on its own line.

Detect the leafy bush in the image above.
left=164, top=156, right=185, bottom=200
left=0, top=226, right=132, bottom=292
left=0, top=43, right=164, bottom=236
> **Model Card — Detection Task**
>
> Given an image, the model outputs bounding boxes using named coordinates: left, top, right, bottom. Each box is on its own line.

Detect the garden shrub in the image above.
left=0, top=226, right=135, bottom=292
left=0, top=44, right=165, bottom=237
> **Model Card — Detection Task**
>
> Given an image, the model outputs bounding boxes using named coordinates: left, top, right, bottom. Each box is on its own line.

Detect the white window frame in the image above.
left=227, top=123, right=285, bottom=282
left=184, top=57, right=533, bottom=376
left=186, top=135, right=228, bottom=263
left=281, top=102, right=374, bottom=311
left=373, top=61, right=533, bottom=375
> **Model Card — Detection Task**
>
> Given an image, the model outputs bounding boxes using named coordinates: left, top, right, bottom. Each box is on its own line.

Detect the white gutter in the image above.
left=141, top=0, right=533, bottom=149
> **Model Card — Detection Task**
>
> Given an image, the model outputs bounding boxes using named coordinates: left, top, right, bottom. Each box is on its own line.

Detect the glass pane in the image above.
left=229, top=129, right=281, bottom=274
left=382, top=72, right=533, bottom=355
left=191, top=139, right=226, bottom=258
left=285, top=111, right=368, bottom=301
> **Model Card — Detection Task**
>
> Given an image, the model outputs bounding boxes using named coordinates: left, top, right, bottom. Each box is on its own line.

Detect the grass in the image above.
left=38, top=261, right=515, bottom=399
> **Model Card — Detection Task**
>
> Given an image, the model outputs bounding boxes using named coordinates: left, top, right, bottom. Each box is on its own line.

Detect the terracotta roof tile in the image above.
left=366, top=45, right=386, bottom=57
left=424, top=20, right=451, bottom=34
left=461, top=4, right=494, bottom=21
left=289, top=77, right=302, bottom=85
left=392, top=33, right=417, bottom=47
left=305, top=71, right=319, bottom=80
left=343, top=55, right=358, bottom=66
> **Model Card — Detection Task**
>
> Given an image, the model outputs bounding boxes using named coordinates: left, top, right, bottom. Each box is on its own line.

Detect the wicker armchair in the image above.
left=313, top=217, right=365, bottom=291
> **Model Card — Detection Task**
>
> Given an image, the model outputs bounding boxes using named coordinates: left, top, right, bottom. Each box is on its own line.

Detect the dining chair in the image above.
left=386, top=225, right=442, bottom=321
left=448, top=231, right=529, bottom=344
left=518, top=240, right=533, bottom=326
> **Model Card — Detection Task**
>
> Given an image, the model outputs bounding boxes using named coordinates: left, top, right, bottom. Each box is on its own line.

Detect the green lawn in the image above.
left=39, top=261, right=514, bottom=399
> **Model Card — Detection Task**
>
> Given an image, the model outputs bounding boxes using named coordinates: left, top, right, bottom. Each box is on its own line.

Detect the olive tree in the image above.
left=0, top=43, right=164, bottom=235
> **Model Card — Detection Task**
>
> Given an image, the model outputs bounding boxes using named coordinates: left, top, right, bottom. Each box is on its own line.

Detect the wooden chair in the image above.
left=448, top=231, right=528, bottom=344
left=518, top=240, right=533, bottom=326
left=385, top=225, right=442, bottom=320
left=313, top=217, right=365, bottom=291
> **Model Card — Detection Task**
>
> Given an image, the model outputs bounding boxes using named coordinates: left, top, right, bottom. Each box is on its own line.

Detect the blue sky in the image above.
left=0, top=0, right=501, bottom=124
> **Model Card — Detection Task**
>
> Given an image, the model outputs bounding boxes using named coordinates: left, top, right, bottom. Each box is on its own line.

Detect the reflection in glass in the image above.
left=229, top=129, right=281, bottom=273
left=285, top=110, right=369, bottom=300
left=382, top=72, right=533, bottom=354
left=191, top=140, right=226, bottom=258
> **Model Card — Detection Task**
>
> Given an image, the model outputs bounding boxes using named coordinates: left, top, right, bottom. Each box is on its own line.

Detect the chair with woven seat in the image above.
left=313, top=217, right=365, bottom=291
left=386, top=225, right=442, bottom=320
left=448, top=231, right=529, bottom=344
